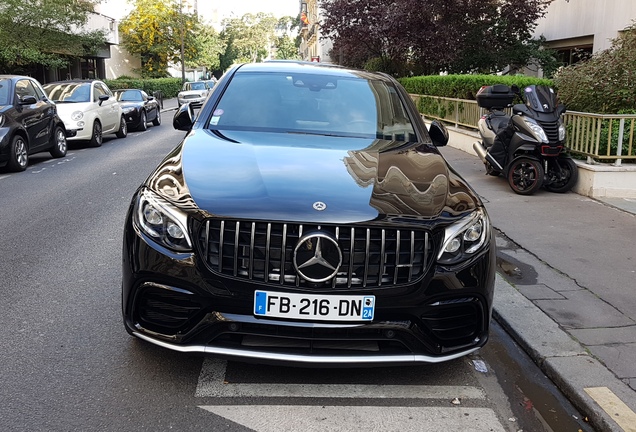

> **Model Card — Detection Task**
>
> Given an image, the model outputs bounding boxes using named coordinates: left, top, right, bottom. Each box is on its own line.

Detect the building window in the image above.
left=555, top=46, right=593, bottom=67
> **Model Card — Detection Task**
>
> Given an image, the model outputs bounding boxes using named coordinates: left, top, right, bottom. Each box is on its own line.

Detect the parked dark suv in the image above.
left=0, top=75, right=68, bottom=171
left=122, top=61, right=496, bottom=366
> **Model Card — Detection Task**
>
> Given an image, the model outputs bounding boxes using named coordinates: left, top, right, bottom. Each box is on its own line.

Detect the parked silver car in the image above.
left=177, top=81, right=211, bottom=108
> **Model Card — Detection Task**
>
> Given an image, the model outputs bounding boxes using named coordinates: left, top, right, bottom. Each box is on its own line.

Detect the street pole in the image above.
left=180, top=0, right=185, bottom=85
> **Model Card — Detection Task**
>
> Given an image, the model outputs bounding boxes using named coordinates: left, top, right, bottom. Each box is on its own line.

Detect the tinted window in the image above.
left=114, top=90, right=143, bottom=102
left=44, top=83, right=91, bottom=103
left=0, top=79, right=9, bottom=105
left=210, top=72, right=417, bottom=141
left=31, top=80, right=46, bottom=100
left=93, top=83, right=106, bottom=101
left=15, top=79, right=38, bottom=99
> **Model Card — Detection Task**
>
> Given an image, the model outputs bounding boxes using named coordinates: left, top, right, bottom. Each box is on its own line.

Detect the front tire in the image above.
left=49, top=126, right=67, bottom=158
left=544, top=157, right=578, bottom=193
left=138, top=111, right=147, bottom=131
left=116, top=116, right=128, bottom=138
left=8, top=135, right=28, bottom=172
left=507, top=157, right=544, bottom=195
left=88, top=121, right=102, bottom=147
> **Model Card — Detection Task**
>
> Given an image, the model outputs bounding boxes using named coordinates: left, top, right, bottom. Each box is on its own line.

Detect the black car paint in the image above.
left=122, top=62, right=495, bottom=365
left=113, top=89, right=160, bottom=130
left=0, top=75, right=67, bottom=171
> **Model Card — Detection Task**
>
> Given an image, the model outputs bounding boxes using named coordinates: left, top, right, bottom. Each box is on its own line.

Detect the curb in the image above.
left=493, top=275, right=635, bottom=432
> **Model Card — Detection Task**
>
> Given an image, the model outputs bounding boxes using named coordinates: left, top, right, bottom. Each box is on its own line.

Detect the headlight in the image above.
left=133, top=189, right=192, bottom=252
left=437, top=209, right=491, bottom=265
left=522, top=117, right=548, bottom=143
left=71, top=111, right=84, bottom=121
left=558, top=122, right=566, bottom=141
left=178, top=93, right=184, bottom=98
left=122, top=107, right=135, bottom=114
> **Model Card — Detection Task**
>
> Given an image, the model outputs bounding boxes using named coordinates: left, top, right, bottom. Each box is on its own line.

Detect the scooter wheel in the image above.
left=507, top=157, right=544, bottom=195
left=544, top=157, right=578, bottom=193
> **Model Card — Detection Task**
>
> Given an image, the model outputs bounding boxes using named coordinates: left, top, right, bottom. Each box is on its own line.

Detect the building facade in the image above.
left=299, top=0, right=333, bottom=63
left=534, top=0, right=636, bottom=70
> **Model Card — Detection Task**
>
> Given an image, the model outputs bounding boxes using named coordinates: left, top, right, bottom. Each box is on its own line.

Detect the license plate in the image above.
left=254, top=290, right=375, bottom=322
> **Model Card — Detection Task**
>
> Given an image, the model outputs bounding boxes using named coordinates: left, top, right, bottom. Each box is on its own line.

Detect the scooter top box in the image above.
left=476, top=85, right=516, bottom=109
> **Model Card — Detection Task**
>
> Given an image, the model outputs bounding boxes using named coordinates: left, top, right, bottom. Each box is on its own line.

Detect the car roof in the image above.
left=43, top=80, right=102, bottom=85
left=0, top=75, right=37, bottom=81
left=235, top=61, right=394, bottom=84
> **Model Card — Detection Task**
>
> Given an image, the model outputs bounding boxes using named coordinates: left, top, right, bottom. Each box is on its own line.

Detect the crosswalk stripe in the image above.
left=195, top=358, right=486, bottom=400
left=198, top=405, right=507, bottom=432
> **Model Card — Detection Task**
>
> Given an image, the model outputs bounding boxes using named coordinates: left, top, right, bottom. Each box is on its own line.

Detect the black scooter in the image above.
left=472, top=84, right=578, bottom=195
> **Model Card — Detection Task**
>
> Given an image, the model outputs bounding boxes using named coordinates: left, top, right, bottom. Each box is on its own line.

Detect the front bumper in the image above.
left=178, top=97, right=206, bottom=107
left=132, top=328, right=480, bottom=365
left=122, top=214, right=496, bottom=365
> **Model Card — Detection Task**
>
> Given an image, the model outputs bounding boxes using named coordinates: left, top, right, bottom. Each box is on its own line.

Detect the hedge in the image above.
left=398, top=74, right=554, bottom=100
left=103, top=77, right=183, bottom=98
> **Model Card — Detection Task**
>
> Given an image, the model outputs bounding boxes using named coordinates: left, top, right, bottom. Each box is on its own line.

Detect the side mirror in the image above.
left=428, top=120, right=449, bottom=147
left=173, top=103, right=194, bottom=131
left=19, top=95, right=38, bottom=105
left=98, top=94, right=109, bottom=105
left=557, top=104, right=566, bottom=116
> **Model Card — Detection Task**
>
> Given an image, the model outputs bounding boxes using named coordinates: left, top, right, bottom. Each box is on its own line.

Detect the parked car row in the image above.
left=0, top=75, right=162, bottom=172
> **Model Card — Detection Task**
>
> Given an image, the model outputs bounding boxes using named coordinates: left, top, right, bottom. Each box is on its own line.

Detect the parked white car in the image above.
left=43, top=80, right=127, bottom=147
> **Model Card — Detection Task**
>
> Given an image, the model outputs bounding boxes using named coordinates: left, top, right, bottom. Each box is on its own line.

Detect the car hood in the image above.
left=145, top=130, right=479, bottom=224
left=54, top=102, right=94, bottom=117
left=179, top=90, right=207, bottom=96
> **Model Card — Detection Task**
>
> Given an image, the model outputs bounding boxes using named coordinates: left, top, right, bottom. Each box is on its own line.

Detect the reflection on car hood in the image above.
left=146, top=130, right=479, bottom=224
left=54, top=102, right=94, bottom=117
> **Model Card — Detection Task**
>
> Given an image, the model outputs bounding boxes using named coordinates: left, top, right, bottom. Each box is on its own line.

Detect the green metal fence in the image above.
left=410, top=94, right=636, bottom=165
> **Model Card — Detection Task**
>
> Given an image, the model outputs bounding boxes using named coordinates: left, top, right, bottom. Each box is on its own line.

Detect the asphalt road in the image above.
left=0, top=124, right=592, bottom=431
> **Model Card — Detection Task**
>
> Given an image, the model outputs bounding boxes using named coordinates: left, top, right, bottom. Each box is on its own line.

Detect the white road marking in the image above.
left=199, top=405, right=507, bottom=432
left=195, top=359, right=486, bottom=400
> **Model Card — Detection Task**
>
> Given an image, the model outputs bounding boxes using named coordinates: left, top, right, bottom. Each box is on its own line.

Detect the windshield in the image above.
left=0, top=79, right=9, bottom=105
left=524, top=85, right=558, bottom=113
left=44, top=83, right=91, bottom=103
left=210, top=71, right=417, bottom=141
left=185, top=82, right=207, bottom=91
left=114, top=90, right=142, bottom=102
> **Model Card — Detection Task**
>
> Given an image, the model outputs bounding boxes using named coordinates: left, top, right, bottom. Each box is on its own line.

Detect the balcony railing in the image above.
left=409, top=94, right=636, bottom=164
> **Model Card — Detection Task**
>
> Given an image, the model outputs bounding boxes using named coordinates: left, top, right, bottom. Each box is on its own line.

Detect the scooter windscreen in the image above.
left=523, top=85, right=558, bottom=113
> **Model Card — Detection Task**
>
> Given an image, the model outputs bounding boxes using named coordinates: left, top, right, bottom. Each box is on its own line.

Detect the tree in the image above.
left=119, top=0, right=198, bottom=78
left=220, top=13, right=279, bottom=65
left=319, top=0, right=555, bottom=76
left=188, top=23, right=224, bottom=73
left=0, top=0, right=107, bottom=74
left=274, top=16, right=301, bottom=60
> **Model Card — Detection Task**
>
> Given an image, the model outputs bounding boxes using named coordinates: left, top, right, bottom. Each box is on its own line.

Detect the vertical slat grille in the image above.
left=538, top=120, right=560, bottom=143
left=199, top=220, right=431, bottom=290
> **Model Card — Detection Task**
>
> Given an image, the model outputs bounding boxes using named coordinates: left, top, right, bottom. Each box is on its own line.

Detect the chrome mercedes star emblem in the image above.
left=313, top=201, right=327, bottom=211
left=293, top=233, right=342, bottom=282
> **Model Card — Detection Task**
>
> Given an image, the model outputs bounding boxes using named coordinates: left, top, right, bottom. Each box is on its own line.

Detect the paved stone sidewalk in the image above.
left=438, top=138, right=636, bottom=432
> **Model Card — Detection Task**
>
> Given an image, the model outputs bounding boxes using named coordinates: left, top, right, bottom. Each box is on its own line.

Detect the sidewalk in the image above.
left=159, top=97, right=179, bottom=112
left=439, top=137, right=636, bottom=432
